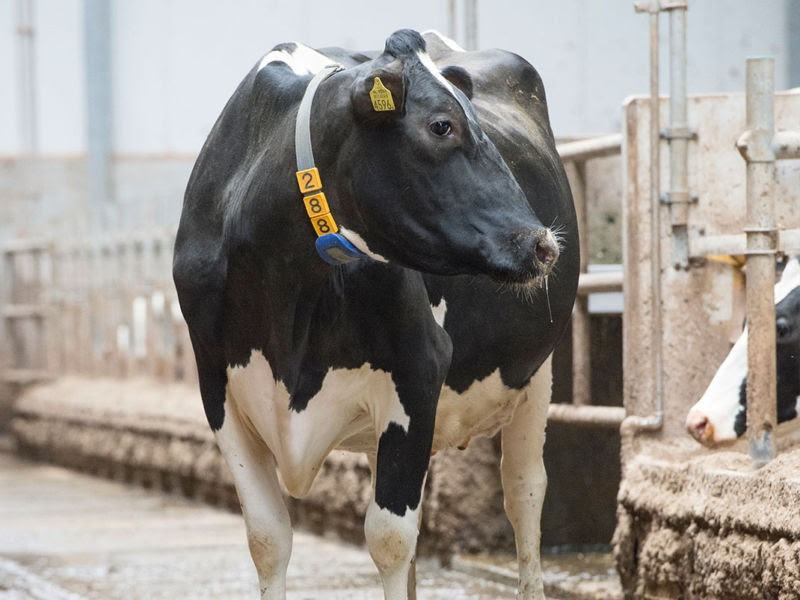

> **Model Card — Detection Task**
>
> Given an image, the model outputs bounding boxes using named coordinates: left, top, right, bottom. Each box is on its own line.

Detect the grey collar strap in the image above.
left=294, top=65, right=369, bottom=266
left=295, top=65, right=341, bottom=171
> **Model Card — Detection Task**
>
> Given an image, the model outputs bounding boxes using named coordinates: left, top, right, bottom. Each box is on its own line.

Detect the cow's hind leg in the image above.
left=215, top=395, right=292, bottom=600
left=501, top=354, right=552, bottom=600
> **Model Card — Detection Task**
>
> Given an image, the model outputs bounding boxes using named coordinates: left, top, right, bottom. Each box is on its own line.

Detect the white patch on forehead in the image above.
left=416, top=50, right=458, bottom=98
left=257, top=43, right=338, bottom=75
left=339, top=227, right=389, bottom=263
left=776, top=257, right=800, bottom=302
left=422, top=29, right=465, bottom=52
left=430, top=298, right=447, bottom=328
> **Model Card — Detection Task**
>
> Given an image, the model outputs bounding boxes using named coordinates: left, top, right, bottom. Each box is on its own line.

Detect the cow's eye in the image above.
left=429, top=120, right=452, bottom=137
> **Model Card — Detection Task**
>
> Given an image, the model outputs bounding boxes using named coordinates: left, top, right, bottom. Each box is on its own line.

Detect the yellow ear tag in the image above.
left=369, top=77, right=396, bottom=112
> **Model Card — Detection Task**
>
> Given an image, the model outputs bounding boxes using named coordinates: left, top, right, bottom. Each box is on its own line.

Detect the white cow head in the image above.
left=686, top=256, right=800, bottom=447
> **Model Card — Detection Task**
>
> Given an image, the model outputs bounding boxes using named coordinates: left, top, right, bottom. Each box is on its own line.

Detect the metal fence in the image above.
left=3, top=230, right=196, bottom=389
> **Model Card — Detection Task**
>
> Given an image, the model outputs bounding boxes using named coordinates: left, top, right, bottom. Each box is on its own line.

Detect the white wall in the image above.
left=0, top=0, right=794, bottom=155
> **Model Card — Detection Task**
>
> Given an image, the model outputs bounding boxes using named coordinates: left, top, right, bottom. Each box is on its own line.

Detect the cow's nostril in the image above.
left=534, top=237, right=558, bottom=267
left=687, top=413, right=712, bottom=443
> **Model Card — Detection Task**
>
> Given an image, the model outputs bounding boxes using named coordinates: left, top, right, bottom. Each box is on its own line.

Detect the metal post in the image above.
left=623, top=1, right=664, bottom=434
left=571, top=162, right=591, bottom=405
left=463, top=0, right=478, bottom=51
left=16, top=0, right=38, bottom=153
left=447, top=0, right=457, bottom=42
left=665, top=3, right=691, bottom=269
left=84, top=0, right=115, bottom=234
left=737, top=58, right=778, bottom=466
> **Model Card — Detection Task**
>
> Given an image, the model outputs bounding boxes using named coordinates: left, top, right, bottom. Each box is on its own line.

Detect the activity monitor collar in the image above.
left=294, top=65, right=369, bottom=266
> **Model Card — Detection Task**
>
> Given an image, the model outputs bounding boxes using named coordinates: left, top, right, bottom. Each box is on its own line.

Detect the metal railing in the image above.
left=551, top=135, right=626, bottom=428
left=2, top=229, right=196, bottom=388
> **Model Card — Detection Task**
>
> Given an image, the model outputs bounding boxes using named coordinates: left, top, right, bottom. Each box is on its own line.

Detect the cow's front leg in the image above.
left=501, top=354, right=552, bottom=600
left=215, top=394, right=292, bottom=600
left=365, top=392, right=439, bottom=599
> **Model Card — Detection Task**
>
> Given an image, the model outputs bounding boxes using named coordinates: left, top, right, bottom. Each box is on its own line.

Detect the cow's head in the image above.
left=327, top=29, right=559, bottom=285
left=686, top=257, right=800, bottom=447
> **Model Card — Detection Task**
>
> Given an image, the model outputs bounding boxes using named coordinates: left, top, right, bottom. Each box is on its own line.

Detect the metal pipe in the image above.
left=689, top=228, right=800, bottom=258
left=447, top=0, right=457, bottom=42
left=623, top=3, right=664, bottom=434
left=84, top=0, right=115, bottom=234
left=16, top=0, right=38, bottom=154
left=571, top=162, right=591, bottom=405
left=463, top=0, right=478, bottom=51
left=772, top=131, right=800, bottom=159
left=737, top=58, right=778, bottom=466
left=666, top=3, right=690, bottom=269
left=548, top=404, right=626, bottom=428
left=556, top=134, right=623, bottom=162
left=577, top=271, right=624, bottom=295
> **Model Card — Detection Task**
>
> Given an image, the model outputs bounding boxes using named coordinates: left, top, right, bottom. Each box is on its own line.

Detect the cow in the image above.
left=686, top=255, right=800, bottom=447
left=173, top=29, right=578, bottom=600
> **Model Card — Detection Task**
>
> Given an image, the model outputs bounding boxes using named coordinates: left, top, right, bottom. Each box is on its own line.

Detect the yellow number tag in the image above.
left=311, top=212, right=338, bottom=236
left=296, top=167, right=322, bottom=193
left=369, top=77, right=395, bottom=112
left=303, top=192, right=330, bottom=218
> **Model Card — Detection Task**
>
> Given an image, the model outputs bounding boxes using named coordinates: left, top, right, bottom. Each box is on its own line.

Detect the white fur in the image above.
left=430, top=298, right=447, bottom=328
left=416, top=50, right=459, bottom=99
left=686, top=332, right=747, bottom=443
left=226, top=350, right=406, bottom=497
left=434, top=368, right=525, bottom=452
left=364, top=503, right=420, bottom=598
left=257, top=43, right=338, bottom=76
left=501, top=354, right=552, bottom=599
left=339, top=227, right=389, bottom=263
left=422, top=29, right=466, bottom=52
left=775, top=257, right=800, bottom=302
left=222, top=346, right=553, bottom=599
left=687, top=256, right=800, bottom=444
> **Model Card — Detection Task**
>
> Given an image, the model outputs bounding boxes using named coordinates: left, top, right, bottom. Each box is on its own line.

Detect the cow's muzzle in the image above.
left=686, top=411, right=715, bottom=446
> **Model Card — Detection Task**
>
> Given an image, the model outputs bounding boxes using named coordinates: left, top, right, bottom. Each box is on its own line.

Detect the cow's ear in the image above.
left=351, top=60, right=405, bottom=122
left=441, top=65, right=473, bottom=100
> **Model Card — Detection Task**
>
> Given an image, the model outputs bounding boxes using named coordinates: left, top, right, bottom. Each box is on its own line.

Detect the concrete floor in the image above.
left=0, top=451, right=517, bottom=599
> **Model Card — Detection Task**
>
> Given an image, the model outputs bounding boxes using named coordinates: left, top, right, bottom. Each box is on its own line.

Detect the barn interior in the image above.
left=2, top=1, right=800, bottom=599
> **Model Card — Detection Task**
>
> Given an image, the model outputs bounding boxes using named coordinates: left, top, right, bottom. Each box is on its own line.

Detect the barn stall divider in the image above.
left=615, top=1, right=800, bottom=597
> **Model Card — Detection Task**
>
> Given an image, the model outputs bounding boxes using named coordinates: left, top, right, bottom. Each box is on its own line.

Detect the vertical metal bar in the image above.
left=648, top=10, right=665, bottom=426
left=447, top=0, right=457, bottom=42
left=85, top=0, right=115, bottom=234
left=570, top=161, right=591, bottom=405
left=668, top=4, right=689, bottom=269
left=16, top=0, right=37, bottom=153
left=742, top=57, right=777, bottom=466
left=623, top=2, right=664, bottom=434
left=463, top=0, right=478, bottom=51
left=788, top=0, right=800, bottom=87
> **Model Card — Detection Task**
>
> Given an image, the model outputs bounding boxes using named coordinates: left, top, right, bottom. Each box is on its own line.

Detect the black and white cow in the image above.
left=686, top=256, right=800, bottom=446
left=173, top=29, right=578, bottom=599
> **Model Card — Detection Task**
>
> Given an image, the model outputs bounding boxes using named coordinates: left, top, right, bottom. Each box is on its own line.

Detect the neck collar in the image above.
left=295, top=65, right=369, bottom=266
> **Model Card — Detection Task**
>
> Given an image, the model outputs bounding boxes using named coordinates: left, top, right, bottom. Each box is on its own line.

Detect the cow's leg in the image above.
left=365, top=405, right=436, bottom=600
left=215, top=394, right=292, bottom=600
left=501, top=353, right=552, bottom=600
left=366, top=454, right=423, bottom=600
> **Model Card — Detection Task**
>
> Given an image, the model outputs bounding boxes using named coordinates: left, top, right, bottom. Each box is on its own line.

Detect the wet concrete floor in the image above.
left=0, top=451, right=517, bottom=599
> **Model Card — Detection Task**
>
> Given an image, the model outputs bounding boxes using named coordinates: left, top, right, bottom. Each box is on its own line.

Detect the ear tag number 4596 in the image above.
left=370, top=77, right=395, bottom=112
